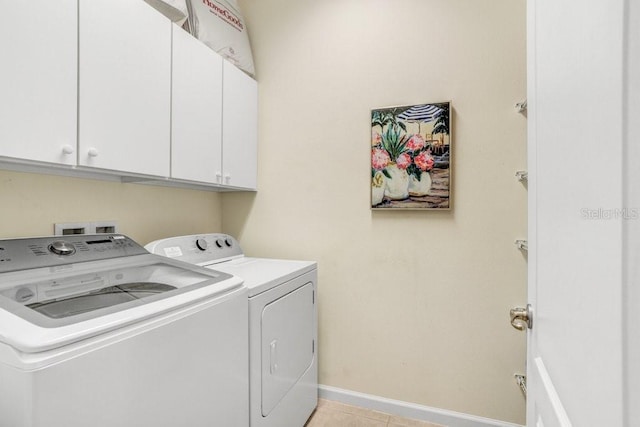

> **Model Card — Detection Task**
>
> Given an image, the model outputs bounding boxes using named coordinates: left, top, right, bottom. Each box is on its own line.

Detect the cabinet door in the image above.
left=222, top=61, right=258, bottom=190
left=78, top=0, right=171, bottom=176
left=171, top=25, right=223, bottom=184
left=0, top=1, right=77, bottom=165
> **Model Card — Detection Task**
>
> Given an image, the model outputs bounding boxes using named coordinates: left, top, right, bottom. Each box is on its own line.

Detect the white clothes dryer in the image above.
left=0, top=234, right=248, bottom=427
left=146, top=234, right=318, bottom=427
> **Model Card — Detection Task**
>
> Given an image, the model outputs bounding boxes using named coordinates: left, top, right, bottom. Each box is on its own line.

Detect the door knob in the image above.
left=510, top=304, right=533, bottom=331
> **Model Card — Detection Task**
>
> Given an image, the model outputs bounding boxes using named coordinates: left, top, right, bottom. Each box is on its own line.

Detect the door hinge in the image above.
left=515, top=374, right=527, bottom=398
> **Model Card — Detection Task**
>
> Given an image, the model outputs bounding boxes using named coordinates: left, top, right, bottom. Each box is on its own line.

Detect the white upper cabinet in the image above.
left=171, top=25, right=223, bottom=184
left=78, top=0, right=171, bottom=176
left=0, top=1, right=256, bottom=191
left=172, top=34, right=258, bottom=189
left=0, top=1, right=77, bottom=165
left=222, top=61, right=258, bottom=190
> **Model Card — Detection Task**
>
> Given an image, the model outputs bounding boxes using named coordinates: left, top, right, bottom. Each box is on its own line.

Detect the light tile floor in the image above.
left=304, top=399, right=446, bottom=427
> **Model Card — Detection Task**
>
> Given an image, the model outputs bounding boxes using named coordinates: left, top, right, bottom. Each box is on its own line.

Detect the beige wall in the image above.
left=0, top=170, right=223, bottom=244
left=0, top=0, right=527, bottom=422
left=226, top=0, right=527, bottom=423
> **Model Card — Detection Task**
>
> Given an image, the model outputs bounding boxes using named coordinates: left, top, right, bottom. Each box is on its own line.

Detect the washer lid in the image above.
left=0, top=254, right=243, bottom=353
left=26, top=282, right=177, bottom=320
left=205, top=257, right=316, bottom=297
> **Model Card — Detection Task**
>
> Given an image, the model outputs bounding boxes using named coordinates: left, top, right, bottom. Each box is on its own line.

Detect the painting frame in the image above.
left=371, top=101, right=452, bottom=210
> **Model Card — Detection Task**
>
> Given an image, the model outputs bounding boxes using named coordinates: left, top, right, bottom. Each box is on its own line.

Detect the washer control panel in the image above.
left=0, top=234, right=148, bottom=273
left=145, top=234, right=243, bottom=265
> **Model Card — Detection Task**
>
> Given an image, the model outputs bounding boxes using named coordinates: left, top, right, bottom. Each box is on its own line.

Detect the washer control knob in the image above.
left=215, top=239, right=224, bottom=248
left=196, top=238, right=208, bottom=251
left=224, top=238, right=233, bottom=247
left=48, top=241, right=76, bottom=256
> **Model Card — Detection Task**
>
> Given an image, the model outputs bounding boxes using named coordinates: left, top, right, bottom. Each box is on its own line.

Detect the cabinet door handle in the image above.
left=61, top=144, right=74, bottom=155
left=87, top=148, right=99, bottom=157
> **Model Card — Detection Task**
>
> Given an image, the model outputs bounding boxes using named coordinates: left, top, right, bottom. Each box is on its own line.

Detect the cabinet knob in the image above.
left=216, top=171, right=222, bottom=183
left=87, top=148, right=99, bottom=158
left=61, top=144, right=74, bottom=155
left=224, top=174, right=231, bottom=184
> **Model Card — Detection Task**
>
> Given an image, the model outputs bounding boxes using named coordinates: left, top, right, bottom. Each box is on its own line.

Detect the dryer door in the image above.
left=261, top=282, right=315, bottom=416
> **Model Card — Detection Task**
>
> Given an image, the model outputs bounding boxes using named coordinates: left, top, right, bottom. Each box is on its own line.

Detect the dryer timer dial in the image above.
left=196, top=239, right=208, bottom=251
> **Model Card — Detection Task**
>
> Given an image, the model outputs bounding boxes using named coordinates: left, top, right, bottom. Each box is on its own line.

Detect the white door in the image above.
left=0, top=1, right=77, bottom=165
left=625, top=2, right=640, bottom=426
left=78, top=0, right=171, bottom=176
left=526, top=0, right=627, bottom=425
left=171, top=24, right=223, bottom=184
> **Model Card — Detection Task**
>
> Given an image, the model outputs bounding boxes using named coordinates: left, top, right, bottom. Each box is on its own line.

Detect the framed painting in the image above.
left=371, top=102, right=452, bottom=210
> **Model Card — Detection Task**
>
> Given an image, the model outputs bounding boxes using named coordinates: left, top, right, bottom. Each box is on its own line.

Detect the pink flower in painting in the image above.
left=414, top=150, right=435, bottom=171
left=396, top=153, right=412, bottom=169
left=405, top=134, right=425, bottom=151
left=371, top=130, right=382, bottom=146
left=371, top=148, right=391, bottom=170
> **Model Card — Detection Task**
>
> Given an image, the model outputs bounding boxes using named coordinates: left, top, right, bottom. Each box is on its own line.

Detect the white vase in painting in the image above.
left=408, top=171, right=432, bottom=196
left=384, top=163, right=409, bottom=200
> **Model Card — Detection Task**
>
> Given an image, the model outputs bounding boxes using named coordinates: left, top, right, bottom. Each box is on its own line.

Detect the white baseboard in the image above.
left=318, top=385, right=524, bottom=427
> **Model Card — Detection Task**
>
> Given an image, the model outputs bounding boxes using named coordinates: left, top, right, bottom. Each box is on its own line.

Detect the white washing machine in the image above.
left=0, top=234, right=249, bottom=427
left=146, top=234, right=318, bottom=427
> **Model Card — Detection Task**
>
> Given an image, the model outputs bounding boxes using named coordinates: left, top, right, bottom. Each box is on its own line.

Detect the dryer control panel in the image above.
left=0, top=234, right=148, bottom=273
left=145, top=234, right=244, bottom=265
